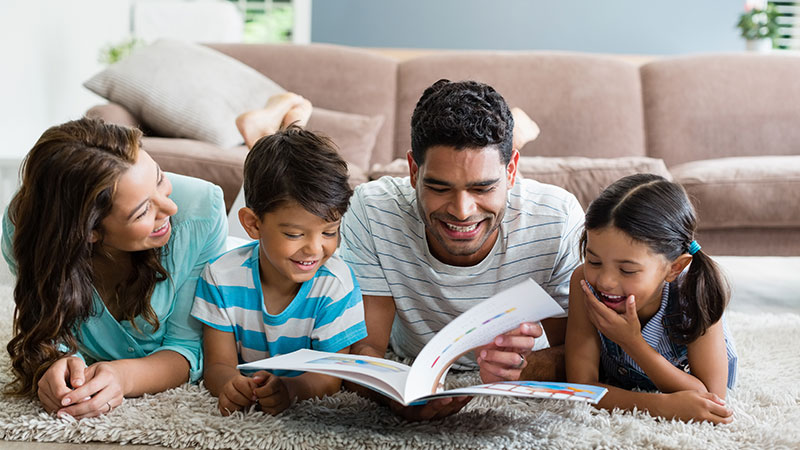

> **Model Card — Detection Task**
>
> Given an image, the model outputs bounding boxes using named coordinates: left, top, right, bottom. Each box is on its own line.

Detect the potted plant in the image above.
left=736, top=2, right=780, bottom=51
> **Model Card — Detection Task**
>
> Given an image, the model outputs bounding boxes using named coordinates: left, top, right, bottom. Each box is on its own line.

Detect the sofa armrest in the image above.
left=85, top=103, right=142, bottom=129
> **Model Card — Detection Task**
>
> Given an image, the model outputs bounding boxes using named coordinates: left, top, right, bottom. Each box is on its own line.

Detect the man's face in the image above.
left=408, top=145, right=518, bottom=267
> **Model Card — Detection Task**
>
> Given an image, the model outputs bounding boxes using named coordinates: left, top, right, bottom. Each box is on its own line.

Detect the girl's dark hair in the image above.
left=243, top=126, right=352, bottom=221
left=579, top=173, right=729, bottom=344
left=5, top=117, right=167, bottom=397
left=410, top=79, right=514, bottom=166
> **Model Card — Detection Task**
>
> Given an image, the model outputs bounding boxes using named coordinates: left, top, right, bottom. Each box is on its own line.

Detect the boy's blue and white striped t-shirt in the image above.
left=191, top=241, right=367, bottom=374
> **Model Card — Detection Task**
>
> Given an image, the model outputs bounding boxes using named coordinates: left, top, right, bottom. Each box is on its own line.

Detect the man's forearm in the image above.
left=520, top=345, right=565, bottom=381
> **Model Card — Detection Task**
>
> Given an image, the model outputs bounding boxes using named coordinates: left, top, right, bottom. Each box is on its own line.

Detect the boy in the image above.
left=191, top=126, right=367, bottom=415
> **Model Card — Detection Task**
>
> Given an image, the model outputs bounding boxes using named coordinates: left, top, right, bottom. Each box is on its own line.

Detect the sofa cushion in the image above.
left=671, top=156, right=800, bottom=229
left=306, top=108, right=384, bottom=172
left=84, top=39, right=285, bottom=148
left=369, top=156, right=671, bottom=210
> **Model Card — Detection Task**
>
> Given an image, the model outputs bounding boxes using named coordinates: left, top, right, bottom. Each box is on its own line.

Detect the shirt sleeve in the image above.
left=338, top=184, right=392, bottom=296
left=152, top=183, right=228, bottom=383
left=311, top=267, right=367, bottom=353
left=2, top=207, right=18, bottom=275
left=546, top=194, right=585, bottom=315
left=191, top=263, right=235, bottom=332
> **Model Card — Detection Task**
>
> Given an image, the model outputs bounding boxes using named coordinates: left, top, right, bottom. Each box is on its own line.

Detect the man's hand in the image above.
left=388, top=396, right=472, bottom=421
left=476, top=322, right=541, bottom=383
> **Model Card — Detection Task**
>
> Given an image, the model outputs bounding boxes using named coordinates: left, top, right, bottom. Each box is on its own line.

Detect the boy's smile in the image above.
left=250, top=201, right=340, bottom=294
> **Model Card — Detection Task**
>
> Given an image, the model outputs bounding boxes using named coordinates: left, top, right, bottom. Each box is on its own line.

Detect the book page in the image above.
left=403, top=278, right=564, bottom=401
left=418, top=380, right=607, bottom=405
left=237, top=349, right=411, bottom=403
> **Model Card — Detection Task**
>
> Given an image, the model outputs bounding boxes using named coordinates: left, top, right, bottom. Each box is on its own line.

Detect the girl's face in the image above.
left=93, top=150, right=177, bottom=256
left=582, top=226, right=672, bottom=317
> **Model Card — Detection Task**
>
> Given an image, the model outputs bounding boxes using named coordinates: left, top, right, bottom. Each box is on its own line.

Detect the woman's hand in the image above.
left=580, top=280, right=642, bottom=349
left=55, top=361, right=125, bottom=419
left=37, top=355, right=87, bottom=413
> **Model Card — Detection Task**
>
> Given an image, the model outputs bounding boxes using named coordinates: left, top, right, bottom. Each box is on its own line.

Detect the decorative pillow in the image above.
left=306, top=108, right=384, bottom=172
left=83, top=39, right=285, bottom=148
left=369, top=156, right=671, bottom=210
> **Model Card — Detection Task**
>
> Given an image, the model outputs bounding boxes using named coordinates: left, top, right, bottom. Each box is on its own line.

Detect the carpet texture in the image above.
left=1, top=278, right=799, bottom=449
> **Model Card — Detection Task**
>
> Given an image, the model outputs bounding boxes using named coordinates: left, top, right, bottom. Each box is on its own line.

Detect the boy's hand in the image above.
left=388, top=396, right=472, bottom=421
left=218, top=374, right=258, bottom=416
left=253, top=371, right=292, bottom=415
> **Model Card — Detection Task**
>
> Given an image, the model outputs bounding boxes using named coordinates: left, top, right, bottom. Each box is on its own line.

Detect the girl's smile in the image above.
left=583, top=226, right=672, bottom=320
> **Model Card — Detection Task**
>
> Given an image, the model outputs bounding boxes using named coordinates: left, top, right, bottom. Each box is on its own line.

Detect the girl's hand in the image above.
left=55, top=361, right=125, bottom=419
left=659, top=390, right=734, bottom=424
left=218, top=373, right=259, bottom=416
left=253, top=372, right=292, bottom=415
left=580, top=280, right=642, bottom=348
left=37, top=355, right=87, bottom=413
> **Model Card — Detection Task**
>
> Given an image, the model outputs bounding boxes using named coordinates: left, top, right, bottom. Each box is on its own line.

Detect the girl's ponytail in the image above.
left=674, top=248, right=729, bottom=344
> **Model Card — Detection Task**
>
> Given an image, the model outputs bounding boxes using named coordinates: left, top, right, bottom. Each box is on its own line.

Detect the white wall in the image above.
left=0, top=0, right=130, bottom=160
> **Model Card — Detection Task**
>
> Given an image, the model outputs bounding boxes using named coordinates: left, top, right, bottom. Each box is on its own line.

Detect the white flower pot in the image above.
left=746, top=38, right=773, bottom=52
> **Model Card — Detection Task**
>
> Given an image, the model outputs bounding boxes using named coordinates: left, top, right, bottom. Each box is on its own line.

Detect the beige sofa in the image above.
left=86, top=43, right=800, bottom=256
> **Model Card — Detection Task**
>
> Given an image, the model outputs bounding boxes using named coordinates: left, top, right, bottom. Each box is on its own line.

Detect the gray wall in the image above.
left=311, top=0, right=746, bottom=54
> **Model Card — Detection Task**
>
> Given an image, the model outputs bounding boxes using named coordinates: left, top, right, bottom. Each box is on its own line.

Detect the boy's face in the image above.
left=250, top=201, right=340, bottom=287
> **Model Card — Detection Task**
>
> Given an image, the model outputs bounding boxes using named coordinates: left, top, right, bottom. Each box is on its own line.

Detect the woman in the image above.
left=2, top=117, right=227, bottom=418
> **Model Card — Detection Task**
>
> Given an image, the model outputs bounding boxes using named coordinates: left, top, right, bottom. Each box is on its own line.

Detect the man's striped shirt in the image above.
left=339, top=176, right=584, bottom=368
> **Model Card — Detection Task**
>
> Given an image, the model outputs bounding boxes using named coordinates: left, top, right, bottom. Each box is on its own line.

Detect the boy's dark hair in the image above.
left=410, top=79, right=514, bottom=166
left=579, top=173, right=729, bottom=345
left=243, top=126, right=352, bottom=221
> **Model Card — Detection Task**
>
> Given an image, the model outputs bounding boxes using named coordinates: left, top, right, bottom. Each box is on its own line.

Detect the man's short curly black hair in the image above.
left=410, top=79, right=514, bottom=166
left=243, top=126, right=352, bottom=222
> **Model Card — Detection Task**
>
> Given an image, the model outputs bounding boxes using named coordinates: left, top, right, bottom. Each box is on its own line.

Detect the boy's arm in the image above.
left=203, top=325, right=258, bottom=415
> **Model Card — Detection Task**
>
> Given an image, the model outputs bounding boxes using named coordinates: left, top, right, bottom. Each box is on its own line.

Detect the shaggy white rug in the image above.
left=0, top=270, right=799, bottom=449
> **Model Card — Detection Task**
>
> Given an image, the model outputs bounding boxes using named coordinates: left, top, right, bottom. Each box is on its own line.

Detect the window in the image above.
left=772, top=1, right=800, bottom=50
left=228, top=0, right=294, bottom=43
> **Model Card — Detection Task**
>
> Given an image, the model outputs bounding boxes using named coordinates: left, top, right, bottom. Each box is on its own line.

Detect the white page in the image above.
left=238, top=349, right=411, bottom=403
left=403, top=278, right=564, bottom=402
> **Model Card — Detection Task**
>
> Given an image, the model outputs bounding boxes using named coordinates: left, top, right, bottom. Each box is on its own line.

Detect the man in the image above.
left=339, top=79, right=584, bottom=420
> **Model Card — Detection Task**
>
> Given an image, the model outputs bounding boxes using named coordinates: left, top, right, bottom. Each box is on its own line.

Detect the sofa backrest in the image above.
left=207, top=43, right=399, bottom=167
left=395, top=51, right=647, bottom=162
left=641, top=53, right=800, bottom=167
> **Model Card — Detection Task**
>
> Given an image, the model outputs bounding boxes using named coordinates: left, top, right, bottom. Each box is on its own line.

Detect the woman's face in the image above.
left=93, top=150, right=177, bottom=255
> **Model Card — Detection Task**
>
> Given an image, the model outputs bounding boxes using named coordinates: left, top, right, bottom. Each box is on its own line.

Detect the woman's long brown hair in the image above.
left=5, top=118, right=167, bottom=397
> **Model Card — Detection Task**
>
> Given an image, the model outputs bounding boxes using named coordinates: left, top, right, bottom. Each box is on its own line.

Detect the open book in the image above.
left=238, top=278, right=607, bottom=406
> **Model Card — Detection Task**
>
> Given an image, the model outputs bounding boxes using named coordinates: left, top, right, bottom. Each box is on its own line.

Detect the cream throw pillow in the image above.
left=84, top=39, right=285, bottom=148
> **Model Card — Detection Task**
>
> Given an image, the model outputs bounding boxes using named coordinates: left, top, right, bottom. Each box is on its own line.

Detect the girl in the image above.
left=565, top=173, right=737, bottom=424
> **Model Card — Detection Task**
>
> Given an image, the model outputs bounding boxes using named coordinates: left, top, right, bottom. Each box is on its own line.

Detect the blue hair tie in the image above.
left=688, top=240, right=701, bottom=255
